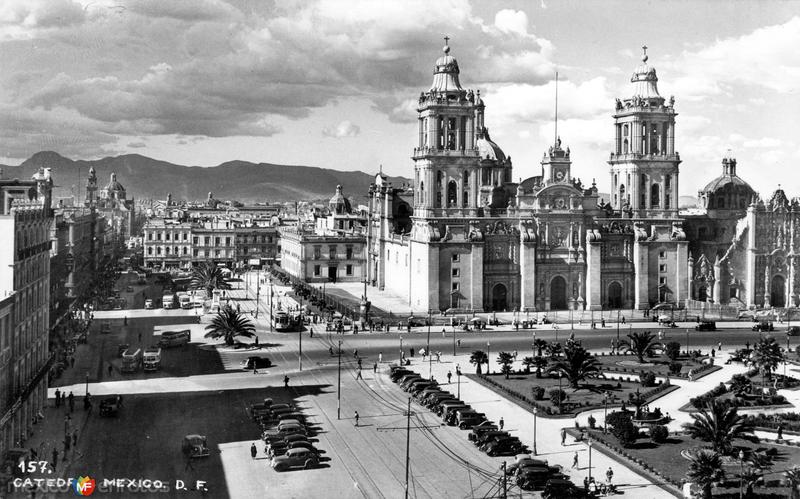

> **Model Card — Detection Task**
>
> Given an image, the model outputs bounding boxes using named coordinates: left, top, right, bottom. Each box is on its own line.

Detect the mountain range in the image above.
left=0, top=151, right=408, bottom=204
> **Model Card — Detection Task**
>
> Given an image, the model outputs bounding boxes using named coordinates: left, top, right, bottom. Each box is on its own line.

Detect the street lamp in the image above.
left=337, top=340, right=342, bottom=420
left=686, top=328, right=690, bottom=356
left=739, top=449, right=745, bottom=499
left=603, top=392, right=609, bottom=434
left=532, top=407, right=538, bottom=456
left=532, top=331, right=537, bottom=358
left=85, top=372, right=89, bottom=397
left=456, top=365, right=462, bottom=399
left=487, top=342, right=491, bottom=374
left=400, top=335, right=404, bottom=365
left=558, top=372, right=563, bottom=413
left=588, top=441, right=593, bottom=483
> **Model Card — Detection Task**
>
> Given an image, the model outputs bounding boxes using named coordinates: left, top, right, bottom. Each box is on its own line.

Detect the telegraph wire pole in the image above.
left=404, top=397, right=411, bottom=499
left=337, top=340, right=342, bottom=420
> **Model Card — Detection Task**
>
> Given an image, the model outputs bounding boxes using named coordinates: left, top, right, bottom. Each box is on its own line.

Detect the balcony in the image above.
left=609, top=152, right=680, bottom=162
left=412, top=147, right=479, bottom=159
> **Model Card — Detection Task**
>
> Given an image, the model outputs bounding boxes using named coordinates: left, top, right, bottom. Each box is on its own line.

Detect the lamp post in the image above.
left=532, top=407, right=538, bottom=456
left=456, top=365, right=461, bottom=399
left=85, top=372, right=89, bottom=397
left=603, top=392, right=609, bottom=434
left=588, top=441, right=593, bottom=483
left=337, top=340, right=342, bottom=420
left=487, top=342, right=491, bottom=374
left=452, top=322, right=456, bottom=356
left=739, top=449, right=745, bottom=499
left=686, top=328, right=690, bottom=356
left=427, top=311, right=432, bottom=379
left=558, top=372, right=563, bottom=413
left=400, top=335, right=404, bottom=365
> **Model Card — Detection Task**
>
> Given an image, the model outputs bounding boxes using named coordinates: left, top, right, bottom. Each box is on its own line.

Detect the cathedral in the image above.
left=366, top=42, right=689, bottom=312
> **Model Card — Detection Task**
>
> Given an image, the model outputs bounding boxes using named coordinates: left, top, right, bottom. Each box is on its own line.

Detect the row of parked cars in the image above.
left=250, top=398, right=321, bottom=472
left=388, top=366, right=585, bottom=496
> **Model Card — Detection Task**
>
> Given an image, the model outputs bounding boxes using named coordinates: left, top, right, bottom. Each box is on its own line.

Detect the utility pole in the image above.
left=501, top=461, right=507, bottom=498
left=337, top=340, right=342, bottom=420
left=427, top=311, right=432, bottom=379
left=255, top=269, right=260, bottom=318
left=299, top=329, right=302, bottom=372
left=404, top=397, right=411, bottom=499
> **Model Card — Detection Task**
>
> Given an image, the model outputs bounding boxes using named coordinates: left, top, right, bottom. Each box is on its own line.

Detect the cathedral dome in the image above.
left=105, top=172, right=125, bottom=192
left=630, top=47, right=661, bottom=99
left=431, top=41, right=464, bottom=93
left=329, top=185, right=352, bottom=215
left=476, top=128, right=507, bottom=163
left=698, top=155, right=754, bottom=211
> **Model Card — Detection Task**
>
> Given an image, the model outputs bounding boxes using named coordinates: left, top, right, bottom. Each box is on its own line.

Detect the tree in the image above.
left=532, top=356, right=548, bottom=379
left=729, top=373, right=752, bottom=395
left=551, top=344, right=602, bottom=389
left=610, top=412, right=638, bottom=447
left=620, top=331, right=662, bottom=363
left=204, top=305, right=256, bottom=346
left=470, top=350, right=488, bottom=375
left=752, top=337, right=785, bottom=394
left=664, top=341, right=681, bottom=361
left=190, top=262, right=232, bottom=298
left=686, top=449, right=726, bottom=499
left=497, top=352, right=514, bottom=379
left=785, top=466, right=800, bottom=499
left=521, top=356, right=535, bottom=374
left=545, top=342, right=563, bottom=359
left=682, top=399, right=756, bottom=455
left=533, top=338, right=549, bottom=357
left=740, top=467, right=763, bottom=497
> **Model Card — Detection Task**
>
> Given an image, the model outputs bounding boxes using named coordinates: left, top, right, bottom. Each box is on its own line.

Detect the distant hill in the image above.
left=0, top=151, right=409, bottom=204
left=679, top=196, right=698, bottom=208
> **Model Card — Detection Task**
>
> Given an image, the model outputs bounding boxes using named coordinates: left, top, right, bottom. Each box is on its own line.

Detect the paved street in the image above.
left=22, top=272, right=794, bottom=498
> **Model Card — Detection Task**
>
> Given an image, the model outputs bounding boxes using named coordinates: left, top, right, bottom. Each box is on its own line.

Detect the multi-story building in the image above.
left=280, top=186, right=367, bottom=283
left=235, top=223, right=280, bottom=267
left=142, top=219, right=194, bottom=270
left=86, top=168, right=135, bottom=240
left=366, top=42, right=687, bottom=312
left=0, top=168, right=54, bottom=454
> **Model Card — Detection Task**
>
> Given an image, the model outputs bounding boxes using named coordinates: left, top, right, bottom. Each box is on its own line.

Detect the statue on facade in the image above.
left=615, top=98, right=623, bottom=111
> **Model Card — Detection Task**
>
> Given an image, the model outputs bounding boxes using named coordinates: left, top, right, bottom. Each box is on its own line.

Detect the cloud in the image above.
left=0, top=0, right=86, bottom=39
left=494, top=10, right=530, bottom=36
left=322, top=120, right=361, bottom=138
left=126, top=141, right=146, bottom=148
left=124, top=0, right=240, bottom=22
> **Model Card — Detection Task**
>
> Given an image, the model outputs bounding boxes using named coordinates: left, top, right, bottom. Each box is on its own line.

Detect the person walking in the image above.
left=378, top=352, right=382, bottom=363
left=561, top=428, right=567, bottom=446
left=373, top=362, right=377, bottom=373
left=606, top=467, right=614, bottom=484
left=250, top=442, right=257, bottom=459
left=253, top=364, right=258, bottom=375
left=621, top=316, right=626, bottom=324
left=107, top=364, right=113, bottom=377
left=711, top=348, right=715, bottom=358
left=499, top=417, right=504, bottom=430
left=447, top=371, right=452, bottom=384
left=356, top=367, right=363, bottom=380
left=778, top=423, right=784, bottom=440
left=354, top=411, right=360, bottom=427
left=718, top=341, right=722, bottom=352
left=68, top=392, right=74, bottom=413
left=54, top=388, right=61, bottom=408
left=442, top=328, right=446, bottom=338
left=284, top=375, right=290, bottom=389
left=572, top=451, right=579, bottom=469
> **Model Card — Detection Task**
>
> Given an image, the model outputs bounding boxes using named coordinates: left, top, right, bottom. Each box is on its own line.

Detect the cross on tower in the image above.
left=444, top=35, right=450, bottom=46
left=642, top=45, right=648, bottom=56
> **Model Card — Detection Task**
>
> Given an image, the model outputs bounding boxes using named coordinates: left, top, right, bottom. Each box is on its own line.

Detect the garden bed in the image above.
left=592, top=352, right=715, bottom=379
left=583, top=430, right=798, bottom=497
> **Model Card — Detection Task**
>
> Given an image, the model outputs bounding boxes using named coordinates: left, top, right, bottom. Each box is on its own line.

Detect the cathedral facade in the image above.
left=366, top=42, right=688, bottom=313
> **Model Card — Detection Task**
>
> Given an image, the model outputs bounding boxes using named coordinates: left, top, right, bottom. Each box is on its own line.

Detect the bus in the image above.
left=272, top=311, right=300, bottom=332
left=121, top=348, right=142, bottom=373
left=178, top=293, right=192, bottom=310
left=143, top=346, right=162, bottom=371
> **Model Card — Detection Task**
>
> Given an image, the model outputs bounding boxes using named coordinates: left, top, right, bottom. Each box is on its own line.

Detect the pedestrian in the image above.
left=601, top=318, right=605, bottom=327
left=107, top=364, right=113, bottom=377
left=284, top=375, right=290, bottom=388
left=409, top=348, right=414, bottom=357
left=52, top=449, right=58, bottom=469
left=572, top=451, right=578, bottom=469
left=55, top=388, right=61, bottom=407
left=68, top=392, right=74, bottom=413
left=353, top=349, right=358, bottom=359
left=356, top=367, right=363, bottom=380
left=688, top=369, right=694, bottom=382
left=436, top=351, right=441, bottom=362
left=378, top=352, right=383, bottom=363
left=253, top=364, right=258, bottom=375
left=718, top=341, right=722, bottom=351
left=606, top=467, right=614, bottom=484
left=70, top=357, right=75, bottom=368
left=357, top=358, right=362, bottom=369
left=329, top=346, right=334, bottom=356
left=561, top=428, right=567, bottom=446
left=124, top=316, right=127, bottom=326
left=442, top=328, right=446, bottom=338
left=237, top=303, right=241, bottom=313
left=373, top=362, right=377, bottom=373
left=778, top=423, right=784, bottom=440
left=72, top=430, right=77, bottom=447
left=621, top=316, right=626, bottom=324
left=447, top=371, right=452, bottom=384
left=499, top=417, right=504, bottom=430
left=457, top=339, right=461, bottom=347
left=512, top=350, right=517, bottom=361
left=250, top=442, right=257, bottom=459
left=711, top=348, right=715, bottom=358
left=354, top=411, right=360, bottom=427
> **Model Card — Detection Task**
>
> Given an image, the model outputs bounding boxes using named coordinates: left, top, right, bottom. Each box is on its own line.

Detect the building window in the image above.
left=314, top=265, right=320, bottom=276
left=193, top=237, right=198, bottom=245
left=659, top=264, right=666, bottom=272
left=215, top=237, right=220, bottom=246
left=346, top=246, right=353, bottom=259
left=225, top=237, right=231, bottom=246
left=659, top=276, right=666, bottom=285
left=329, top=245, right=336, bottom=259
left=157, top=233, right=162, bottom=241
left=346, top=264, right=353, bottom=276
left=193, top=249, right=198, bottom=257
left=452, top=282, right=459, bottom=291
left=452, top=268, right=460, bottom=277
left=165, top=233, right=170, bottom=241
left=147, top=233, right=153, bottom=241
left=147, top=247, right=153, bottom=255
left=314, top=246, right=321, bottom=260
left=156, top=247, right=162, bottom=255
left=183, top=247, right=188, bottom=255
left=204, top=236, right=210, bottom=245
left=659, top=250, right=666, bottom=259
left=452, top=254, right=460, bottom=262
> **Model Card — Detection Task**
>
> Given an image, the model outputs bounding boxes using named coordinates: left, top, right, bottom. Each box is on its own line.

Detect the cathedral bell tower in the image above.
left=412, top=39, right=510, bottom=218
left=608, top=46, right=680, bottom=218
left=85, top=166, right=97, bottom=207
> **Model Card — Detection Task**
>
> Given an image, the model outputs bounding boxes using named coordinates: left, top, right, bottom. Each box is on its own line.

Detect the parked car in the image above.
left=144, top=299, right=154, bottom=309
left=483, top=437, right=526, bottom=456
left=695, top=320, right=716, bottom=331
left=271, top=448, right=319, bottom=471
left=737, top=309, right=756, bottom=320
left=241, top=356, right=272, bottom=370
left=788, top=326, right=800, bottom=336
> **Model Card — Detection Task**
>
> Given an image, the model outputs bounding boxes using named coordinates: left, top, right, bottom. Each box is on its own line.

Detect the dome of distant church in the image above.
left=699, top=154, right=754, bottom=211
left=476, top=128, right=507, bottom=163
left=329, top=185, right=352, bottom=215
left=105, top=173, right=125, bottom=193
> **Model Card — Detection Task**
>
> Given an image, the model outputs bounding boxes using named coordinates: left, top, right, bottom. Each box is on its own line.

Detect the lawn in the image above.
left=474, top=370, right=676, bottom=417
left=591, top=352, right=709, bottom=378
left=586, top=430, right=798, bottom=497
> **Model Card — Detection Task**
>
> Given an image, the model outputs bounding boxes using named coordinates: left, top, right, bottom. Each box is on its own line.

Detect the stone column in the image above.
left=633, top=240, right=649, bottom=309
left=520, top=243, right=536, bottom=310
left=745, top=208, right=757, bottom=307
left=585, top=234, right=603, bottom=310
left=470, top=243, right=484, bottom=311
left=713, top=260, right=722, bottom=304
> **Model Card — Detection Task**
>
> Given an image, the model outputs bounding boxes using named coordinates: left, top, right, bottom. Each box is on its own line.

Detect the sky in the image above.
left=0, top=0, right=798, bottom=197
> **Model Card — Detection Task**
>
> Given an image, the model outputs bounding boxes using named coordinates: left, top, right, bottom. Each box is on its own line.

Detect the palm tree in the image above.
left=551, top=344, right=602, bottom=389
left=682, top=399, right=756, bottom=455
left=620, top=331, right=661, bottom=363
left=470, top=350, right=488, bottom=375
left=686, top=449, right=726, bottom=499
left=740, top=467, right=763, bottom=497
left=533, top=338, right=548, bottom=357
left=190, top=262, right=232, bottom=298
left=532, top=356, right=548, bottom=379
left=784, top=466, right=800, bottom=499
left=204, top=305, right=256, bottom=346
left=752, top=336, right=785, bottom=393
left=521, top=356, right=535, bottom=374
left=545, top=342, right=563, bottom=359
left=497, top=352, right=514, bottom=379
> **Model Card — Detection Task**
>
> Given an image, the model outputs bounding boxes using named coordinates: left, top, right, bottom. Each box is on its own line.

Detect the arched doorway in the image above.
left=771, top=275, right=786, bottom=308
left=491, top=283, right=508, bottom=311
left=550, top=276, right=567, bottom=310
left=608, top=282, right=623, bottom=309
left=697, top=285, right=708, bottom=302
